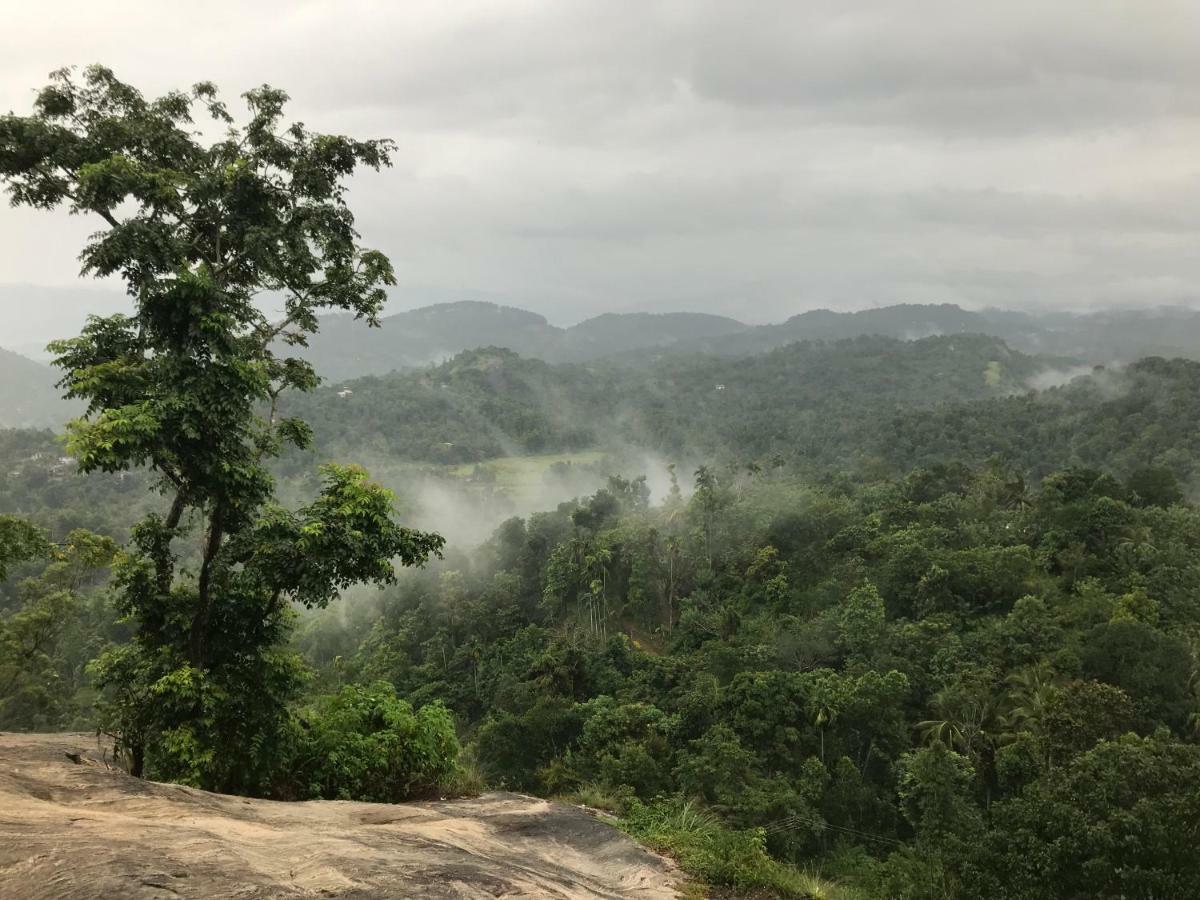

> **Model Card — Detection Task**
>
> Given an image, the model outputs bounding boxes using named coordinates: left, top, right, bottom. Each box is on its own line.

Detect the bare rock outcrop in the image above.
left=0, top=733, right=678, bottom=899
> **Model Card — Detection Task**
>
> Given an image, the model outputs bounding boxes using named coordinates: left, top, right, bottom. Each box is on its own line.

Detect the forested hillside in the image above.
left=284, top=334, right=1049, bottom=465
left=7, top=386, right=1200, bottom=897
left=8, top=336, right=1200, bottom=547
left=7, top=337, right=1200, bottom=897
left=278, top=335, right=1200, bottom=489
left=287, top=461, right=1200, bottom=898
left=7, top=324, right=1200, bottom=896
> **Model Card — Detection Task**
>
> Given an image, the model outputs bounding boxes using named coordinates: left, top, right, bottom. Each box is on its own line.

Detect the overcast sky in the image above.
left=2, top=0, right=1200, bottom=341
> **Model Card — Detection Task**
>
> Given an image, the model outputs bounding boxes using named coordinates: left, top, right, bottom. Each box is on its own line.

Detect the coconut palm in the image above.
left=1000, top=661, right=1063, bottom=739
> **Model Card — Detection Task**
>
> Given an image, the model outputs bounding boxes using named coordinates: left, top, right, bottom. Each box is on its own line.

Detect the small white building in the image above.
left=337, top=389, right=353, bottom=399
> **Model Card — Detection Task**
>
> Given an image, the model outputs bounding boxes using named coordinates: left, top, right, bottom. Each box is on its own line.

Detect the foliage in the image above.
left=966, top=734, right=1200, bottom=899
left=0, top=66, right=444, bottom=793
left=275, top=460, right=1200, bottom=896
left=0, top=514, right=49, bottom=581
left=0, top=528, right=118, bottom=729
left=284, top=681, right=460, bottom=802
left=622, top=797, right=831, bottom=898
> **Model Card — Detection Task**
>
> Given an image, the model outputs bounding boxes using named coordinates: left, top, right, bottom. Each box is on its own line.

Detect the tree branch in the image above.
left=94, top=207, right=120, bottom=229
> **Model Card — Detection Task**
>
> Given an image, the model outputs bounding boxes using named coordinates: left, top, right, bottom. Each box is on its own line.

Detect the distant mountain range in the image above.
left=0, top=348, right=80, bottom=429
left=7, top=298, right=1200, bottom=429
left=300, top=300, right=1200, bottom=381
left=299, top=302, right=749, bottom=381
left=0, top=283, right=132, bottom=359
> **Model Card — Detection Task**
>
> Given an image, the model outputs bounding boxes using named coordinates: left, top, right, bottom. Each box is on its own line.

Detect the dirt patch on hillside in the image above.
left=0, top=732, right=679, bottom=899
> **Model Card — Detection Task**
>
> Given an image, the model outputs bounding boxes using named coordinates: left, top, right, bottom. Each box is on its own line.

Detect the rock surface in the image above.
left=0, top=733, right=678, bottom=899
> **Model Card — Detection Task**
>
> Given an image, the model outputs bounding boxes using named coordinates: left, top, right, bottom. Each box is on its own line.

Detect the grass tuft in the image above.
left=620, top=797, right=852, bottom=899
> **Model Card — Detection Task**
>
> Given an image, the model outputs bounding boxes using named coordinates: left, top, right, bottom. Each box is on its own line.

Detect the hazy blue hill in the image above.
left=621, top=302, right=1200, bottom=365
left=6, top=278, right=1200, bottom=379
left=558, top=311, right=747, bottom=357
left=785, top=303, right=991, bottom=339
left=300, top=301, right=563, bottom=382
left=0, top=347, right=79, bottom=429
left=299, top=300, right=1001, bottom=380
left=992, top=306, right=1200, bottom=361
left=649, top=303, right=998, bottom=358
left=299, top=304, right=752, bottom=378
left=293, top=298, right=1200, bottom=381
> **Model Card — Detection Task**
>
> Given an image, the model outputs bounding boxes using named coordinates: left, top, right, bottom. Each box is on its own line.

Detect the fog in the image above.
left=299, top=448, right=684, bottom=554
left=292, top=446, right=688, bottom=641
left=1025, top=364, right=1099, bottom=392
left=1024, top=362, right=1133, bottom=402
left=404, top=465, right=606, bottom=550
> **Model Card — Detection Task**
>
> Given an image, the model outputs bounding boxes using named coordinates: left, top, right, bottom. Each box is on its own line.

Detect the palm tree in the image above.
left=657, top=535, right=685, bottom=636
left=1000, top=662, right=1063, bottom=739
left=583, top=547, right=613, bottom=639
left=916, top=715, right=968, bottom=752
left=917, top=690, right=1002, bottom=770
left=993, top=662, right=1067, bottom=771
left=808, top=695, right=839, bottom=764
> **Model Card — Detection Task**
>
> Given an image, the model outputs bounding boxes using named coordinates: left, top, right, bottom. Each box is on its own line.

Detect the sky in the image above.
left=2, top=0, right=1200, bottom=346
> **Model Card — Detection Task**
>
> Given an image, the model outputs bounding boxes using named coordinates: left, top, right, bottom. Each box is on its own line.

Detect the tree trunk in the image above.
left=190, top=512, right=224, bottom=668
left=164, top=491, right=186, bottom=531
left=155, top=492, right=186, bottom=594
left=666, top=554, right=675, bottom=634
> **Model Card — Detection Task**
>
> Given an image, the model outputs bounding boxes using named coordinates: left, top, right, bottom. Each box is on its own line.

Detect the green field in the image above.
left=446, top=450, right=607, bottom=499
left=984, top=359, right=1003, bottom=386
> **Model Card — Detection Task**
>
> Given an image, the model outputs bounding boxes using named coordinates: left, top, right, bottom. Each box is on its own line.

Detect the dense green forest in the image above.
left=7, top=447, right=1199, bottom=896
left=294, top=462, right=1200, bottom=898
left=283, top=337, right=1200, bottom=489
left=283, top=334, right=1053, bottom=465
left=3, top=65, right=1200, bottom=900
left=7, top=336, right=1200, bottom=897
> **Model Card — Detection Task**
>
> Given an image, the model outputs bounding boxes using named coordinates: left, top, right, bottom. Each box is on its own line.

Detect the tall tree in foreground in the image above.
left=0, top=65, right=444, bottom=791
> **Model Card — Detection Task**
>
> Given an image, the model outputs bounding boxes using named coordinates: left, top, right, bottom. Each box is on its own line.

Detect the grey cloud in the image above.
left=684, top=2, right=1200, bottom=133
left=0, top=0, right=1199, bottom=333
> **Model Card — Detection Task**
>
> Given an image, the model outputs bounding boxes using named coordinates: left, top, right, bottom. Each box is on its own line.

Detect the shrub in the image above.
left=285, top=681, right=460, bottom=802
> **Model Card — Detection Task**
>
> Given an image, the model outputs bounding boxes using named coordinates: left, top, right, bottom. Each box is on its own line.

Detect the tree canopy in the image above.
left=0, top=66, right=444, bottom=788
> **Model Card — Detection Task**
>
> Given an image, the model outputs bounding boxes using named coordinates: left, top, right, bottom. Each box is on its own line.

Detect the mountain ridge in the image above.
left=300, top=300, right=1200, bottom=382
left=9, top=298, right=1200, bottom=429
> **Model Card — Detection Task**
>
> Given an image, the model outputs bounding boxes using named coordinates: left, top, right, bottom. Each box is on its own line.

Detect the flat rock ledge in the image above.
left=0, top=732, right=679, bottom=899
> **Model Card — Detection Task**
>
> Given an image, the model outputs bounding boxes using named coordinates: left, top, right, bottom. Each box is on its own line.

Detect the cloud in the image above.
left=1, top=0, right=1199, bottom=332
left=684, top=2, right=1200, bottom=132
